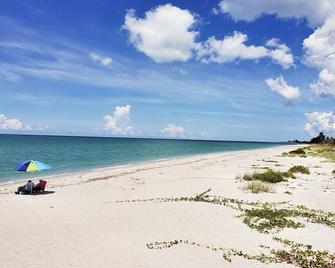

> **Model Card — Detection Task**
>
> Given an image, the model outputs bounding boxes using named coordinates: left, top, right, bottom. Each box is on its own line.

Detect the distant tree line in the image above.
left=310, top=132, right=335, bottom=144
left=289, top=132, right=335, bottom=144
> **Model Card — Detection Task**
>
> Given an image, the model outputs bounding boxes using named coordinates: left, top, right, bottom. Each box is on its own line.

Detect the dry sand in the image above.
left=0, top=145, right=334, bottom=267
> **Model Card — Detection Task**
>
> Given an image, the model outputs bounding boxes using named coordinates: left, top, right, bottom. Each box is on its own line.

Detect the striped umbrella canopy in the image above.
left=15, top=160, right=51, bottom=173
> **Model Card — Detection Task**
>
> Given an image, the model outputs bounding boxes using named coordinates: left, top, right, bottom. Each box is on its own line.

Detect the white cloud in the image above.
left=218, top=0, right=335, bottom=27
left=89, top=52, right=112, bottom=67
left=122, top=4, right=294, bottom=68
left=266, top=38, right=294, bottom=69
left=304, top=111, right=335, bottom=136
left=160, top=124, right=185, bottom=137
left=303, top=14, right=335, bottom=98
left=123, top=4, right=199, bottom=63
left=310, top=68, right=335, bottom=96
left=104, top=105, right=134, bottom=135
left=0, top=114, right=50, bottom=132
left=303, top=15, right=335, bottom=68
left=0, top=114, right=23, bottom=130
left=197, top=32, right=268, bottom=63
left=216, top=0, right=335, bottom=97
left=265, top=76, right=300, bottom=103
left=197, top=32, right=294, bottom=68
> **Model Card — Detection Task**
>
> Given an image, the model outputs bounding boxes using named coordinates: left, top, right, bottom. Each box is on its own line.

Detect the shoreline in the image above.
left=1, top=144, right=334, bottom=267
left=0, top=143, right=289, bottom=189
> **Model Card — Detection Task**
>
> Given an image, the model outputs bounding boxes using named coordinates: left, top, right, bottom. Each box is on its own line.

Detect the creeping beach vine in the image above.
left=146, top=237, right=335, bottom=268
left=116, top=188, right=335, bottom=233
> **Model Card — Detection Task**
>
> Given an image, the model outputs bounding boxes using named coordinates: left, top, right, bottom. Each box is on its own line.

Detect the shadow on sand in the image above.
left=31, top=191, right=55, bottom=195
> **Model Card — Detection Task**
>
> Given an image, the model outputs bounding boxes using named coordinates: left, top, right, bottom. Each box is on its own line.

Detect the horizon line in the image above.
left=0, top=132, right=288, bottom=144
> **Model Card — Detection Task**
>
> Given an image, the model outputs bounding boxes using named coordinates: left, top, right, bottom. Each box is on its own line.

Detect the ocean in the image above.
left=0, top=134, right=284, bottom=183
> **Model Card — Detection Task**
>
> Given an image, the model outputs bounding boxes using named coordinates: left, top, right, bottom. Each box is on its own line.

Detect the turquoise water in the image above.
left=0, top=134, right=284, bottom=183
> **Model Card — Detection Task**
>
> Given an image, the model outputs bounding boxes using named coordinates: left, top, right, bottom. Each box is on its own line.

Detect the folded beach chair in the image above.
left=34, top=180, right=47, bottom=192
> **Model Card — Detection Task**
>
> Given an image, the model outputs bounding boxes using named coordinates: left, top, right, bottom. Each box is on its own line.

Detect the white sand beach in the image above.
left=1, top=145, right=334, bottom=268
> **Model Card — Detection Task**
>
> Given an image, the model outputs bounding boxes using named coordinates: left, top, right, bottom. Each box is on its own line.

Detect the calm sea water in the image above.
left=0, top=134, right=284, bottom=183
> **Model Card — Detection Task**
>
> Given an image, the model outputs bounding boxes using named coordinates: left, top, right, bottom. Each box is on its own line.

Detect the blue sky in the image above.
left=0, top=0, right=334, bottom=141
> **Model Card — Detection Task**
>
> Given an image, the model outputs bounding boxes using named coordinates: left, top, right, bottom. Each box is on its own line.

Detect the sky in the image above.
left=0, top=0, right=335, bottom=141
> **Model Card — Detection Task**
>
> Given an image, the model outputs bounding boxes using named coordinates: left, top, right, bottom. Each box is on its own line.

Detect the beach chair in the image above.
left=34, top=180, right=47, bottom=192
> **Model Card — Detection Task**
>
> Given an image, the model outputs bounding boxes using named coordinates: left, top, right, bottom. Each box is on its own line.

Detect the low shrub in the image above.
left=288, top=165, right=310, bottom=175
left=243, top=169, right=288, bottom=183
left=289, top=148, right=306, bottom=155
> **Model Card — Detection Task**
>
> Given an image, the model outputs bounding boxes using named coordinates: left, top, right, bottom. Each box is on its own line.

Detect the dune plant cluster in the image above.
left=289, top=148, right=306, bottom=155
left=243, top=181, right=273, bottom=193
left=242, top=165, right=311, bottom=185
left=242, top=169, right=290, bottom=183
left=288, top=165, right=310, bottom=175
left=282, top=148, right=307, bottom=157
left=146, top=237, right=335, bottom=268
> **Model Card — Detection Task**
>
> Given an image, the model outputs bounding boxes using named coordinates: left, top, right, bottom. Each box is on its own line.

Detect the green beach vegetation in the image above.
left=243, top=181, right=273, bottom=193
left=241, top=165, right=310, bottom=185
left=118, top=189, right=335, bottom=267
left=146, top=237, right=335, bottom=268
left=282, top=144, right=335, bottom=162
left=288, top=165, right=310, bottom=174
left=242, top=169, right=289, bottom=183
left=117, top=188, right=335, bottom=233
left=308, top=144, right=335, bottom=162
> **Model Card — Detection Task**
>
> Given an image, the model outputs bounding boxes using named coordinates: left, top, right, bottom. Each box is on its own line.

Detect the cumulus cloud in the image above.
left=310, top=69, right=335, bottom=97
left=218, top=0, right=335, bottom=27
left=265, top=76, right=300, bottom=103
left=303, top=14, right=335, bottom=97
left=216, top=0, right=335, bottom=98
left=0, top=114, right=23, bottom=130
left=304, top=111, right=335, bottom=136
left=197, top=32, right=268, bottom=63
left=104, top=105, right=134, bottom=135
left=266, top=38, right=294, bottom=69
left=89, top=52, right=112, bottom=67
left=197, top=32, right=294, bottom=68
left=303, top=15, right=335, bottom=68
left=0, top=114, right=50, bottom=132
left=160, top=124, right=185, bottom=137
left=123, top=4, right=199, bottom=63
left=123, top=4, right=294, bottom=69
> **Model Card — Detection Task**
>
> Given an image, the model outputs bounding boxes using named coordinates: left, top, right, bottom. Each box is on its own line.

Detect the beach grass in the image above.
left=242, top=169, right=292, bottom=183
left=241, top=165, right=310, bottom=185
left=243, top=181, right=273, bottom=193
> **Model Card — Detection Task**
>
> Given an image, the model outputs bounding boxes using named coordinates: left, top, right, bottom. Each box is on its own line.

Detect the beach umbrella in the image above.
left=15, top=160, right=51, bottom=173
